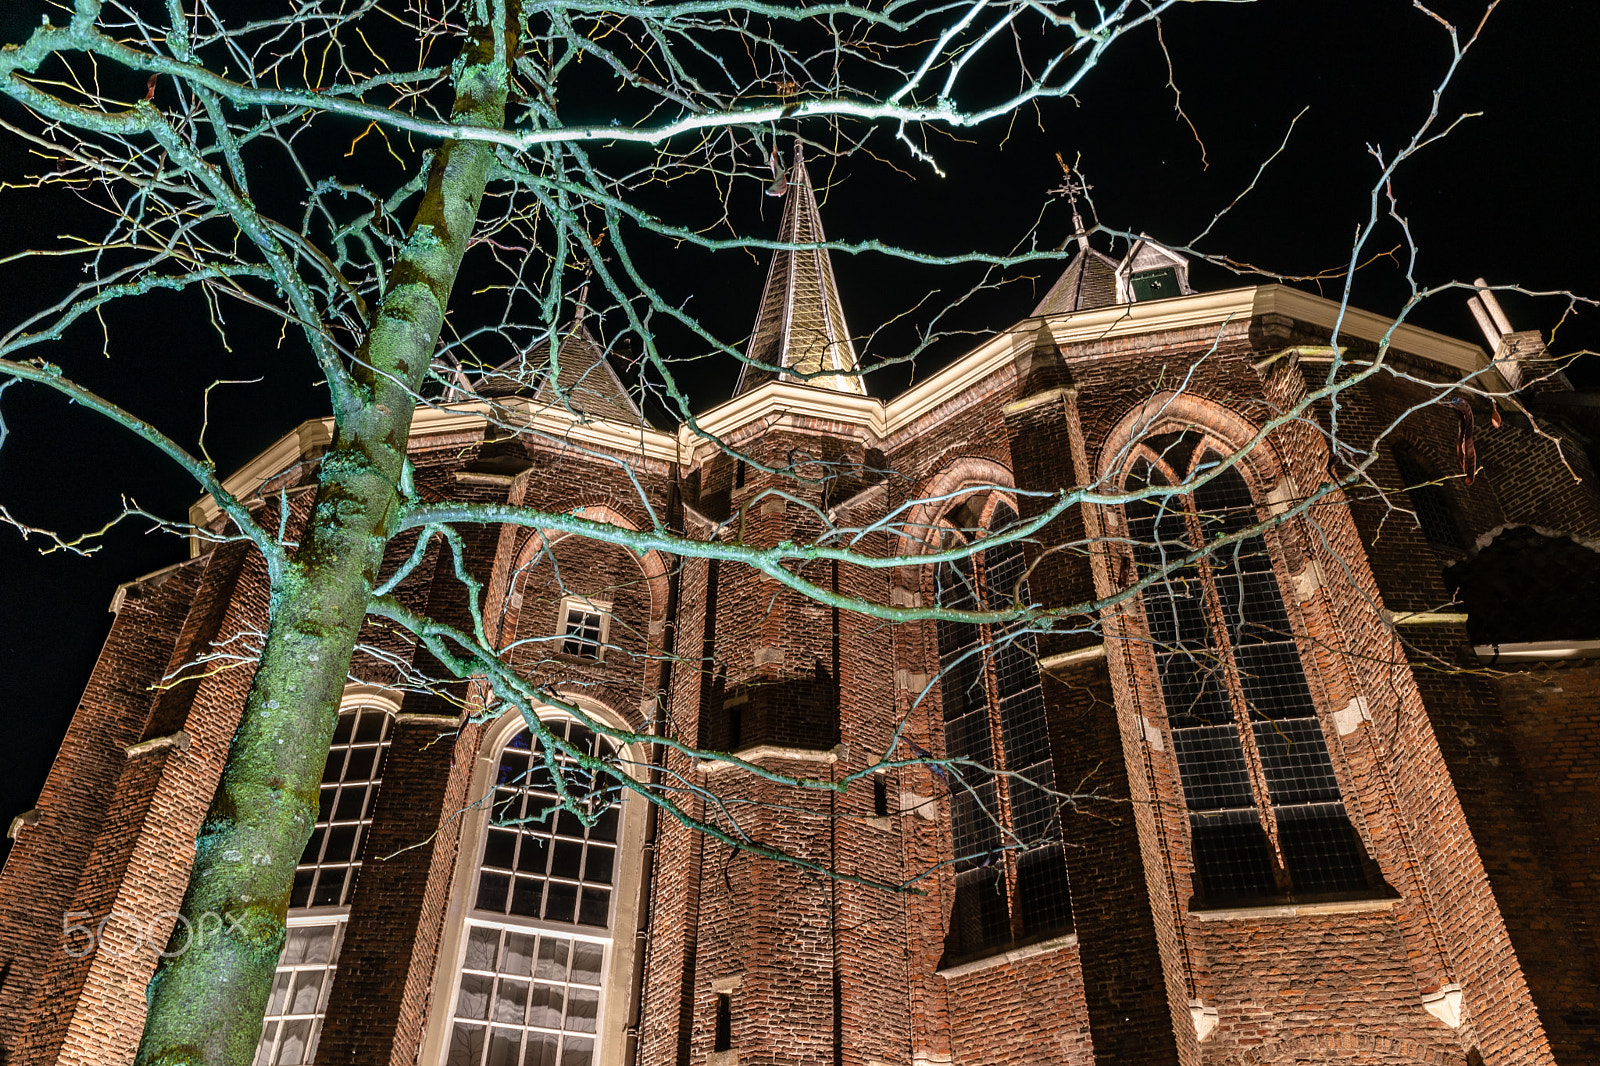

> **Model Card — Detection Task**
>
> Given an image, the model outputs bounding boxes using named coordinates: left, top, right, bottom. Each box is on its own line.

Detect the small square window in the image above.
left=559, top=599, right=609, bottom=659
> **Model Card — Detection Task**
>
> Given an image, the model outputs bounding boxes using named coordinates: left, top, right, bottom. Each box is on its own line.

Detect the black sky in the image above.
left=3, top=0, right=1597, bottom=866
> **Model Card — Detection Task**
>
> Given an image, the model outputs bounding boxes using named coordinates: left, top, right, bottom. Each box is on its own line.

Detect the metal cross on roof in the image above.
left=1048, top=153, right=1094, bottom=252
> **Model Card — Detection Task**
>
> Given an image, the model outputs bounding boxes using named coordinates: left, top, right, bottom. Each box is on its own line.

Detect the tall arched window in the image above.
left=934, top=496, right=1072, bottom=958
left=441, top=717, right=621, bottom=1066
left=1125, top=432, right=1367, bottom=903
left=255, top=699, right=394, bottom=1066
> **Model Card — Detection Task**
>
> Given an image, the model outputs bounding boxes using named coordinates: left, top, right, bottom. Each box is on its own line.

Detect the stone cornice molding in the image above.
left=192, top=286, right=1491, bottom=554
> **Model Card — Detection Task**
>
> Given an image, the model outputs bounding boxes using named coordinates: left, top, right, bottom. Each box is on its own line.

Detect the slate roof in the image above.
left=477, top=323, right=646, bottom=427
left=734, top=144, right=866, bottom=397
left=1032, top=246, right=1123, bottom=316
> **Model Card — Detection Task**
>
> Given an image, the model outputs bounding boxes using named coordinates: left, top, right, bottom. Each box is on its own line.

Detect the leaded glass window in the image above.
left=1126, top=433, right=1367, bottom=902
left=292, top=703, right=392, bottom=909
left=934, top=499, right=1072, bottom=957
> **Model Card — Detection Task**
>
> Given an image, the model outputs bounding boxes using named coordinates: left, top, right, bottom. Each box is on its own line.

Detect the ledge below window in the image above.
left=935, top=932, right=1079, bottom=979
left=696, top=743, right=846, bottom=773
left=1187, top=896, right=1398, bottom=921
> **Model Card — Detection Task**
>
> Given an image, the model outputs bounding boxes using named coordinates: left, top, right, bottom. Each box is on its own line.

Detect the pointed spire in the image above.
left=735, top=141, right=866, bottom=397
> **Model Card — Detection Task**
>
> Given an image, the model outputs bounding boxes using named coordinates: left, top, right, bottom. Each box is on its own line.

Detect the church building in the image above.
left=2, top=147, right=1597, bottom=1066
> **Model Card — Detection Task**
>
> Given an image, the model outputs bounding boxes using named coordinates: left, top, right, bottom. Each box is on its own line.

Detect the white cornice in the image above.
left=191, top=286, right=1489, bottom=555
left=188, top=401, right=678, bottom=555
left=1251, top=285, right=1488, bottom=374
left=678, top=381, right=888, bottom=461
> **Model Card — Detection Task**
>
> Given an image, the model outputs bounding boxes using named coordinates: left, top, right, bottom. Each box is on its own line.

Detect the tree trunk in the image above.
left=134, top=23, right=510, bottom=1066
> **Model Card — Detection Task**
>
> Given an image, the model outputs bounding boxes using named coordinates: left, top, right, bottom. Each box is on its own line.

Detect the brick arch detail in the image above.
left=1095, top=390, right=1288, bottom=495
left=903, top=455, right=1019, bottom=557
left=492, top=506, right=670, bottom=648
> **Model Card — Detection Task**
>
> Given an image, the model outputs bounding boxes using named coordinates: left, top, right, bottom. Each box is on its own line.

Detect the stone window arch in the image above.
left=929, top=488, right=1072, bottom=959
left=1122, top=430, right=1368, bottom=902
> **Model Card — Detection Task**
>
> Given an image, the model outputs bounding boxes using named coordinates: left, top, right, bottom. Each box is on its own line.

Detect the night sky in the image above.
left=3, top=0, right=1597, bottom=867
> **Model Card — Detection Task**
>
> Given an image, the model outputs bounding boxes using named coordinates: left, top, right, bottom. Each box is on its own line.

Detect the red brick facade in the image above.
left=2, top=275, right=1597, bottom=1066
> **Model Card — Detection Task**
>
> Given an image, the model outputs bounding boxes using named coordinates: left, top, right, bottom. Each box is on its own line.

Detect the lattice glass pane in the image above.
left=254, top=921, right=344, bottom=1066
left=940, top=707, right=992, bottom=769
left=475, top=720, right=619, bottom=929
left=1276, top=803, right=1367, bottom=893
left=560, top=606, right=603, bottom=658
left=447, top=926, right=608, bottom=1066
left=1170, top=726, right=1256, bottom=812
left=1233, top=642, right=1318, bottom=722
left=933, top=560, right=980, bottom=614
left=1253, top=719, right=1344, bottom=806
left=937, top=650, right=988, bottom=724
left=950, top=780, right=1004, bottom=865
left=1156, top=651, right=1234, bottom=728
left=950, top=866, right=1010, bottom=958
left=990, top=630, right=1040, bottom=699
left=998, top=690, right=1051, bottom=773
left=1006, top=759, right=1059, bottom=844
left=292, top=705, right=392, bottom=909
left=1190, top=461, right=1256, bottom=522
left=1016, top=845, right=1073, bottom=937
left=1136, top=567, right=1209, bottom=648
left=1211, top=553, right=1294, bottom=645
left=981, top=540, right=1028, bottom=610
left=1189, top=809, right=1276, bottom=900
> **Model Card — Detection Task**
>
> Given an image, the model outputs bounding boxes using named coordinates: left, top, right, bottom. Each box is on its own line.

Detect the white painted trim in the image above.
left=934, top=932, right=1079, bottom=978
left=418, top=702, right=649, bottom=1066
left=394, top=713, right=463, bottom=727
left=193, top=286, right=1491, bottom=554
left=189, top=402, right=678, bottom=554
left=341, top=685, right=406, bottom=717
left=1187, top=896, right=1398, bottom=921
left=696, top=743, right=846, bottom=773
left=557, top=595, right=614, bottom=661
left=1385, top=610, right=1470, bottom=626
left=1037, top=645, right=1106, bottom=672
left=7, top=808, right=41, bottom=839
left=1473, top=638, right=1600, bottom=662
left=108, top=559, right=197, bottom=613
left=1421, top=983, right=1465, bottom=1028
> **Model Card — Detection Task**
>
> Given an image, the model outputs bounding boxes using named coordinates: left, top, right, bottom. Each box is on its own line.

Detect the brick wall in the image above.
left=5, top=298, right=1593, bottom=1066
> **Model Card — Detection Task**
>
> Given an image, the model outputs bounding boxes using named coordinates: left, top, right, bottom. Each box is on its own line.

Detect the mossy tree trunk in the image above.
left=133, top=22, right=511, bottom=1066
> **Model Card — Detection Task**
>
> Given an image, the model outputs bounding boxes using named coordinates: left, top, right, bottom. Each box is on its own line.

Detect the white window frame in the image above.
left=255, top=688, right=400, bottom=1066
left=557, top=597, right=612, bottom=661
left=421, top=700, right=647, bottom=1066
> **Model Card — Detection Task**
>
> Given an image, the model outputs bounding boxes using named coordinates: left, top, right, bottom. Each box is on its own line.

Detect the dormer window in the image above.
left=1130, top=267, right=1180, bottom=301
left=1117, top=238, right=1193, bottom=304
left=559, top=598, right=609, bottom=659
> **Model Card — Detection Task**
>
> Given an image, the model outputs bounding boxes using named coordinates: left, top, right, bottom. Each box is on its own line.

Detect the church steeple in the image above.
left=734, top=142, right=866, bottom=397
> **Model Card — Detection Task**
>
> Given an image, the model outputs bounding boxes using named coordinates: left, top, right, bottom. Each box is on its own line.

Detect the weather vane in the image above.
left=1048, top=152, right=1093, bottom=252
